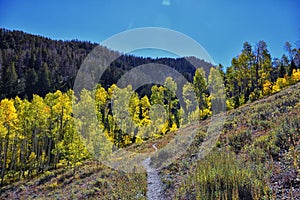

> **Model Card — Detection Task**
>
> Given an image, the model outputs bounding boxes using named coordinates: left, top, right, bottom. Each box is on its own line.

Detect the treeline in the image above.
left=0, top=28, right=213, bottom=99
left=225, top=41, right=300, bottom=108
left=0, top=91, right=90, bottom=186
left=0, top=29, right=299, bottom=103
left=0, top=74, right=198, bottom=185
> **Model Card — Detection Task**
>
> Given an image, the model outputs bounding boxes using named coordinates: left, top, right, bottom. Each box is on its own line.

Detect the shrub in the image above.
left=228, top=129, right=252, bottom=153
left=175, top=150, right=271, bottom=200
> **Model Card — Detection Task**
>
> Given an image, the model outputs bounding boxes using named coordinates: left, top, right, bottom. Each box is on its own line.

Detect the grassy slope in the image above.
left=161, top=82, right=300, bottom=199
left=1, top=82, right=299, bottom=199
left=0, top=161, right=147, bottom=199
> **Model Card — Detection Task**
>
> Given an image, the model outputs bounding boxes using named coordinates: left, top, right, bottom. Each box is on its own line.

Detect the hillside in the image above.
left=160, top=82, right=300, bottom=199
left=1, top=0, right=299, bottom=199
left=0, top=28, right=299, bottom=200
left=1, top=82, right=299, bottom=200
left=0, top=28, right=213, bottom=99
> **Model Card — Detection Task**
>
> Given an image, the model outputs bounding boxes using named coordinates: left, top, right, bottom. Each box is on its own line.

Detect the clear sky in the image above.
left=1, top=0, right=299, bottom=67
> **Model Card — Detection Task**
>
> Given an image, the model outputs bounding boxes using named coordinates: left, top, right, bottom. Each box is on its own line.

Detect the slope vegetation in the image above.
left=0, top=83, right=299, bottom=199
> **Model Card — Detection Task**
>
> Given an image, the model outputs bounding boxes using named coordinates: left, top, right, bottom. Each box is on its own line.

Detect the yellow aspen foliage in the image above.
left=291, top=69, right=300, bottom=83
left=199, top=95, right=212, bottom=119
left=140, top=96, right=151, bottom=126
left=272, top=77, right=287, bottom=93
left=262, top=80, right=272, bottom=96
left=108, top=84, right=118, bottom=97
left=123, top=134, right=132, bottom=146
left=94, top=85, right=108, bottom=125
left=226, top=99, right=235, bottom=110
left=199, top=108, right=212, bottom=119
left=95, top=85, right=108, bottom=105
left=129, top=92, right=140, bottom=124
left=0, top=99, right=18, bottom=129
left=161, top=121, right=170, bottom=135
left=169, top=123, right=178, bottom=132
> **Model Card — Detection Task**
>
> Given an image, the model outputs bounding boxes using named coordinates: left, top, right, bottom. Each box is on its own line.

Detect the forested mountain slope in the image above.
left=160, top=82, right=300, bottom=200
left=0, top=28, right=300, bottom=199
left=0, top=82, right=299, bottom=200
left=0, top=28, right=213, bottom=99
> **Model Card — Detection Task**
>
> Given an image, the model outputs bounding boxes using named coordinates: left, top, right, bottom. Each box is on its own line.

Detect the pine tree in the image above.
left=36, top=62, right=51, bottom=96
left=0, top=62, right=18, bottom=98
left=288, top=59, right=297, bottom=76
left=25, top=68, right=38, bottom=99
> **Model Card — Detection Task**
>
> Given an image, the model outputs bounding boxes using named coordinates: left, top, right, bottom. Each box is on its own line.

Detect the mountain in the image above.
left=0, top=28, right=299, bottom=199
left=1, top=82, right=299, bottom=199
left=0, top=28, right=214, bottom=99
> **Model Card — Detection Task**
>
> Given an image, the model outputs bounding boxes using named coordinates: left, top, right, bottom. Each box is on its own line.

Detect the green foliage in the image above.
left=182, top=82, right=197, bottom=123
left=273, top=110, right=300, bottom=169
left=159, top=82, right=300, bottom=200
left=193, top=68, right=208, bottom=116
left=176, top=151, right=270, bottom=200
left=0, top=161, right=147, bottom=199
left=0, top=62, right=20, bottom=98
left=228, top=129, right=252, bottom=153
left=0, top=91, right=90, bottom=186
left=208, top=67, right=226, bottom=114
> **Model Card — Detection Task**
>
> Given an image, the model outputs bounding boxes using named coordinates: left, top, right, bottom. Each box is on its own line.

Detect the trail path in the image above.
left=142, top=144, right=165, bottom=200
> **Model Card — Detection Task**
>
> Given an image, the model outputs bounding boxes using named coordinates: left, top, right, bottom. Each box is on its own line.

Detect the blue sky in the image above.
left=1, top=0, right=299, bottom=67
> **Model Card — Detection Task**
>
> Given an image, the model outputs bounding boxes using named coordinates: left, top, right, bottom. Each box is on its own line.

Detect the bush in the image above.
left=175, top=150, right=271, bottom=200
left=228, top=129, right=252, bottom=153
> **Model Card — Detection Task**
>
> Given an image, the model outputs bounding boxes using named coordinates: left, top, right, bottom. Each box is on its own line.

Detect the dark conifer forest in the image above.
left=0, top=28, right=215, bottom=99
